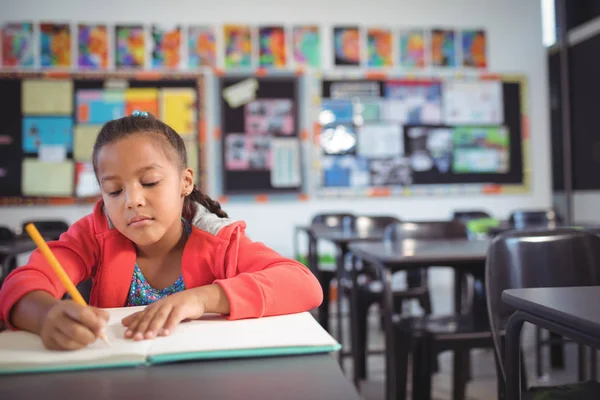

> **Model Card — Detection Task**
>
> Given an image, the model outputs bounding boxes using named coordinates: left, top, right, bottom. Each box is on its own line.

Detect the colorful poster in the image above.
left=443, top=81, right=503, bottom=125
left=462, top=29, right=487, bottom=68
left=224, top=25, right=252, bottom=69
left=258, top=26, right=286, bottom=68
left=225, top=134, right=271, bottom=170
left=399, top=29, right=426, bottom=68
left=76, top=89, right=125, bottom=124
left=22, top=117, right=73, bottom=153
left=160, top=88, right=196, bottom=135
left=367, top=28, right=392, bottom=67
left=188, top=26, right=216, bottom=67
left=115, top=25, right=145, bottom=68
left=292, top=26, right=320, bottom=68
left=125, top=88, right=159, bottom=116
left=369, top=157, right=412, bottom=186
left=383, top=81, right=442, bottom=124
left=1, top=23, right=34, bottom=67
left=151, top=25, right=181, bottom=68
left=40, top=23, right=71, bottom=67
left=245, top=99, right=294, bottom=136
left=77, top=24, right=108, bottom=69
left=431, top=29, right=456, bottom=67
left=333, top=26, right=360, bottom=66
left=452, top=127, right=509, bottom=173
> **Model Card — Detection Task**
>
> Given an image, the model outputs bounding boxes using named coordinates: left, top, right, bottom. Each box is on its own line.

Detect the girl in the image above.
left=0, top=112, right=323, bottom=350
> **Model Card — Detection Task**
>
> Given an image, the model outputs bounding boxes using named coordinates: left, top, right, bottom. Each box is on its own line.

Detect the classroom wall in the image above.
left=0, top=0, right=551, bottom=260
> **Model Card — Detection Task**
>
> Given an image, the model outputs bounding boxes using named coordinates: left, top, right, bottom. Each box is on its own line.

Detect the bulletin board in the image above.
left=0, top=71, right=206, bottom=206
left=213, top=71, right=308, bottom=201
left=312, top=72, right=530, bottom=197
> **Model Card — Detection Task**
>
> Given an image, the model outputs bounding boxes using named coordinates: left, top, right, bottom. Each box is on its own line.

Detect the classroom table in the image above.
left=0, top=353, right=361, bottom=400
left=302, top=224, right=387, bottom=364
left=503, top=286, right=600, bottom=400
left=348, top=238, right=489, bottom=400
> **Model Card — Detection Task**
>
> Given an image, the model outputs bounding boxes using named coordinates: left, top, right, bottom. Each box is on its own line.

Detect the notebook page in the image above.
left=148, top=312, right=339, bottom=357
left=0, top=307, right=150, bottom=372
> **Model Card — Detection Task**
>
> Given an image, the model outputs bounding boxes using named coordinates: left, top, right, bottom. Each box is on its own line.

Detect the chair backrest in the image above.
left=311, top=213, right=356, bottom=229
left=354, top=215, right=401, bottom=235
left=508, top=209, right=561, bottom=229
left=452, top=210, right=492, bottom=222
left=0, top=226, right=15, bottom=242
left=485, top=228, right=600, bottom=382
left=384, top=220, right=468, bottom=241
left=21, top=220, right=69, bottom=237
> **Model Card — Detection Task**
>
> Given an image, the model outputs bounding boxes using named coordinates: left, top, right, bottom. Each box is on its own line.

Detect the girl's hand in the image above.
left=41, top=300, right=109, bottom=351
left=121, top=290, right=206, bottom=341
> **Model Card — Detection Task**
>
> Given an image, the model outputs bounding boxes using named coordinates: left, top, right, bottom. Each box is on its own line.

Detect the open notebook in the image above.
left=0, top=307, right=340, bottom=375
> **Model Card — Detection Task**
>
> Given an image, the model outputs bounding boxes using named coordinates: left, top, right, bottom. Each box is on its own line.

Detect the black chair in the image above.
left=0, top=226, right=15, bottom=242
left=486, top=228, right=600, bottom=399
left=20, top=219, right=69, bottom=241
left=391, top=220, right=491, bottom=400
left=452, top=210, right=492, bottom=223
left=507, top=209, right=566, bottom=377
left=508, top=209, right=561, bottom=229
left=294, top=213, right=356, bottom=332
left=0, top=226, right=16, bottom=286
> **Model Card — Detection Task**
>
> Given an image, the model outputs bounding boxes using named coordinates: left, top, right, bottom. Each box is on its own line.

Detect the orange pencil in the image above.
left=25, top=223, right=111, bottom=346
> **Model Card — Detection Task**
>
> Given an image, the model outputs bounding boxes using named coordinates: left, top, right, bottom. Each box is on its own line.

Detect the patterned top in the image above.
left=126, top=219, right=190, bottom=307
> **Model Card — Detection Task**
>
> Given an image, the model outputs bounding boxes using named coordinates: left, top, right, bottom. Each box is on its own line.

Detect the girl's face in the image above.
left=95, top=134, right=193, bottom=247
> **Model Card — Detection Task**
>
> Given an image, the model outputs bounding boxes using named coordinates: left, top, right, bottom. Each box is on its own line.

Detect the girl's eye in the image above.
left=142, top=181, right=159, bottom=188
left=108, top=189, right=122, bottom=197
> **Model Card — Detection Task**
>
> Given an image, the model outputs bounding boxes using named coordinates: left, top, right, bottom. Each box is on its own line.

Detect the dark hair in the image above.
left=92, top=114, right=228, bottom=220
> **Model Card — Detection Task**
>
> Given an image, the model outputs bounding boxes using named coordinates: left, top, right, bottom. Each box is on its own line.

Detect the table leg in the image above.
left=381, top=267, right=396, bottom=400
left=349, top=254, right=361, bottom=387
left=505, top=311, right=526, bottom=400
left=550, top=332, right=565, bottom=369
left=335, top=244, right=348, bottom=366
left=454, top=270, right=463, bottom=314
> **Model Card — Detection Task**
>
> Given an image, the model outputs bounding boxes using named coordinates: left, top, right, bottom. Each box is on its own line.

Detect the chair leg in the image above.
left=453, top=350, right=469, bottom=400
left=355, top=290, right=372, bottom=382
left=318, top=271, right=333, bottom=332
left=412, top=335, right=433, bottom=400
left=578, top=344, right=586, bottom=382
left=549, top=332, right=565, bottom=369
left=535, top=327, right=543, bottom=378
left=591, top=349, right=597, bottom=381
left=394, top=329, right=411, bottom=400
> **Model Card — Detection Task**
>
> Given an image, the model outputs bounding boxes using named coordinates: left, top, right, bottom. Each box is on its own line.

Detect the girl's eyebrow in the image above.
left=100, top=164, right=164, bottom=183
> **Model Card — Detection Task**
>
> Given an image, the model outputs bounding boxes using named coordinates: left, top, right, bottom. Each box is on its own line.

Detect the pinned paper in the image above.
left=125, top=88, right=159, bottom=116
left=74, top=125, right=101, bottom=161
left=271, top=138, right=301, bottom=188
left=22, top=159, right=74, bottom=196
left=222, top=78, right=258, bottom=108
left=22, top=80, right=73, bottom=115
left=160, top=88, right=196, bottom=135
left=38, top=145, right=67, bottom=163
left=75, top=162, right=101, bottom=197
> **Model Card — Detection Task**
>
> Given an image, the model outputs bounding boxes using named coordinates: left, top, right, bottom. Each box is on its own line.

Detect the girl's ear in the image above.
left=182, top=168, right=194, bottom=196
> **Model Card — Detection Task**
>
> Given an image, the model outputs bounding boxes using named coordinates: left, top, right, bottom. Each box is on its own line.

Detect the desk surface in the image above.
left=348, top=238, right=489, bottom=268
left=503, top=286, right=600, bottom=338
left=0, top=354, right=360, bottom=400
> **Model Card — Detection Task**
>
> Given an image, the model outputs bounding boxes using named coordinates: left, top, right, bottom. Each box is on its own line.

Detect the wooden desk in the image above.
left=503, top=286, right=600, bottom=400
left=0, top=354, right=360, bottom=400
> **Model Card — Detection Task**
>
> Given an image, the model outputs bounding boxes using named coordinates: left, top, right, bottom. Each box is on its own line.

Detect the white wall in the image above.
left=1, top=0, right=551, bottom=258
